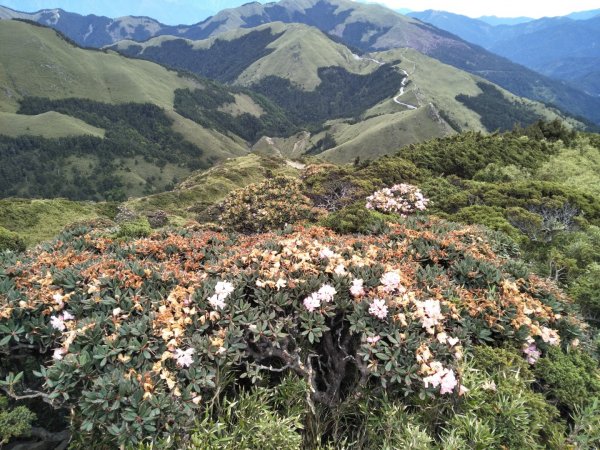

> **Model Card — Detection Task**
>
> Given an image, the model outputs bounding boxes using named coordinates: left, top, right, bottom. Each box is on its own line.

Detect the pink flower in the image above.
left=380, top=271, right=402, bottom=293
left=423, top=365, right=458, bottom=394
left=62, top=311, right=75, bottom=321
left=423, top=371, right=444, bottom=389
left=317, top=284, right=337, bottom=303
left=366, top=335, right=381, bottom=344
left=303, top=294, right=321, bottom=312
left=174, top=348, right=194, bottom=367
left=369, top=299, right=388, bottom=320
left=523, top=343, right=541, bottom=364
left=440, top=369, right=458, bottom=394
left=350, top=279, right=365, bottom=297
left=50, top=315, right=66, bottom=331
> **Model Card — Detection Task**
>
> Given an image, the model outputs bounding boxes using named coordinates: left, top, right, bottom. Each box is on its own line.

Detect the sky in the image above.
left=1, top=0, right=599, bottom=24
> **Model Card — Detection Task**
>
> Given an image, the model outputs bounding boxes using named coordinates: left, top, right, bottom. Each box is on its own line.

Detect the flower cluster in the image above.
left=380, top=271, right=405, bottom=293
left=414, top=299, right=444, bottom=334
left=366, top=183, right=429, bottom=216
left=208, top=281, right=234, bottom=310
left=369, top=299, right=389, bottom=320
left=422, top=362, right=459, bottom=395
left=303, top=284, right=337, bottom=312
left=523, top=342, right=542, bottom=364
left=174, top=348, right=195, bottom=368
left=50, top=311, right=74, bottom=331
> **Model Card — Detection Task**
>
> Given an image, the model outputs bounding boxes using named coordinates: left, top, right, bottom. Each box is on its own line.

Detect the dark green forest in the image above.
left=115, top=29, right=283, bottom=83
left=0, top=98, right=209, bottom=200
left=456, top=82, right=543, bottom=132
left=249, top=65, right=403, bottom=124
left=173, top=81, right=297, bottom=141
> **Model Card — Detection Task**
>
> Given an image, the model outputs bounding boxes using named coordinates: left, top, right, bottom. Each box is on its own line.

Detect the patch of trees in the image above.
left=456, top=82, right=543, bottom=132
left=0, top=98, right=208, bottom=201
left=398, top=129, right=557, bottom=178
left=116, top=29, right=284, bottom=83
left=173, top=83, right=297, bottom=141
left=250, top=65, right=402, bottom=124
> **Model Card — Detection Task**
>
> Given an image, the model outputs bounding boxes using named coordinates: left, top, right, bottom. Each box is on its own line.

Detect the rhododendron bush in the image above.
left=0, top=219, right=585, bottom=446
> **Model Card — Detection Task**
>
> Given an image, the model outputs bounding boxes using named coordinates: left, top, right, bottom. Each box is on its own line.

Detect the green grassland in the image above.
left=234, top=23, right=380, bottom=90
left=0, top=111, right=105, bottom=138
left=536, top=135, right=600, bottom=196
left=0, top=198, right=112, bottom=246
left=0, top=20, right=255, bottom=157
left=125, top=154, right=299, bottom=218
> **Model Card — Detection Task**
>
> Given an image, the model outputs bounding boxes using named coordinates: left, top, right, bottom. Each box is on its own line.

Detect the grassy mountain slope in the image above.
left=0, top=111, right=105, bottom=138
left=0, top=198, right=112, bottom=246
left=112, top=22, right=380, bottom=90
left=125, top=153, right=299, bottom=219
left=7, top=0, right=600, bottom=123
left=0, top=21, right=303, bottom=200
left=281, top=47, right=577, bottom=164
left=112, top=20, right=578, bottom=166
left=173, top=0, right=600, bottom=125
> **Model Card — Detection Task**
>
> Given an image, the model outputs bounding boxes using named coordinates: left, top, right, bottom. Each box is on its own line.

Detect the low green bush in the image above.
left=115, top=217, right=152, bottom=239
left=217, top=176, right=322, bottom=232
left=534, top=347, right=600, bottom=414
left=0, top=226, right=26, bottom=253
left=0, top=396, right=36, bottom=446
left=320, top=203, right=388, bottom=235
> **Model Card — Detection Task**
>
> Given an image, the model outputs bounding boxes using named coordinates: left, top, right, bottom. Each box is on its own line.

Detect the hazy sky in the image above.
left=2, top=0, right=599, bottom=24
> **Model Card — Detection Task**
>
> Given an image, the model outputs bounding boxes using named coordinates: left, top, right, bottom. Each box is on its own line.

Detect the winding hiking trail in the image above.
left=393, top=69, right=417, bottom=110
left=353, top=53, right=419, bottom=110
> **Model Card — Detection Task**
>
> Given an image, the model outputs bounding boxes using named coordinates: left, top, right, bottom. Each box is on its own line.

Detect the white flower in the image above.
left=350, top=279, right=365, bottom=297
left=50, top=315, right=66, bottom=331
left=53, top=348, right=66, bottom=360
left=319, top=247, right=336, bottom=259
left=317, top=284, right=337, bottom=303
left=440, top=369, right=457, bottom=394
left=62, top=311, right=75, bottom=321
left=369, top=299, right=388, bottom=320
left=334, top=264, right=347, bottom=276
left=303, top=293, right=321, bottom=312
left=174, top=348, right=195, bottom=367
left=214, top=281, right=234, bottom=298
left=112, top=307, right=122, bottom=317
left=208, top=294, right=226, bottom=310
left=275, top=278, right=287, bottom=290
left=380, top=271, right=403, bottom=293
left=540, top=326, right=560, bottom=346
left=52, top=293, right=64, bottom=305
left=447, top=337, right=459, bottom=347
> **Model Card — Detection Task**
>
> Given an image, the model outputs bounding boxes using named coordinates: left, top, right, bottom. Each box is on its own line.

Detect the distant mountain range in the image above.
left=110, top=21, right=578, bottom=162
left=2, top=0, right=600, bottom=125
left=409, top=9, right=600, bottom=97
